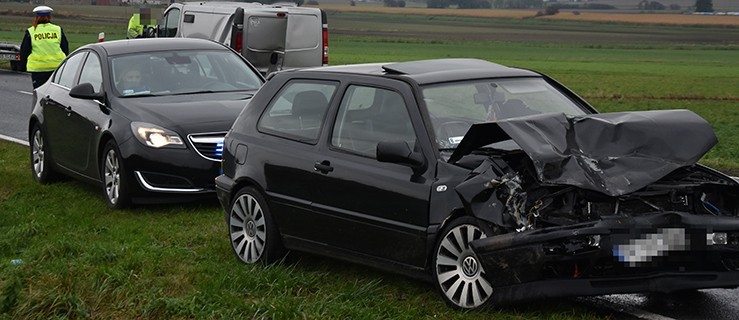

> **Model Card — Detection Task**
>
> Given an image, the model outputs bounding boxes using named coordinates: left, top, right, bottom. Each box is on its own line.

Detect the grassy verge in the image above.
left=0, top=141, right=606, bottom=318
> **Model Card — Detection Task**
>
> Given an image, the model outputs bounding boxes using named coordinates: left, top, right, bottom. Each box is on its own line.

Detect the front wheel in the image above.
left=433, top=216, right=495, bottom=310
left=101, top=140, right=131, bottom=209
left=228, top=187, right=284, bottom=264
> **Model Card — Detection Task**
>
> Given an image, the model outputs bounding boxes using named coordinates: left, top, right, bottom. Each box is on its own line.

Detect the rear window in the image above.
left=258, top=80, right=338, bottom=143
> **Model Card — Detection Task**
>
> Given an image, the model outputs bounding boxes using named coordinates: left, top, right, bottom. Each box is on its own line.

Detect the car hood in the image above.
left=449, top=110, right=717, bottom=196
left=116, top=92, right=253, bottom=133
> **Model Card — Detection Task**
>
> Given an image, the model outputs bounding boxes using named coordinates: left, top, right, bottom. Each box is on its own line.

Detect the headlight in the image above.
left=130, top=122, right=185, bottom=149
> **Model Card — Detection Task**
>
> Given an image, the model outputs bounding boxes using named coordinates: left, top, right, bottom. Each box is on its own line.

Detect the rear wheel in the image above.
left=101, top=140, right=131, bottom=209
left=228, top=187, right=284, bottom=264
left=433, top=216, right=495, bottom=310
left=29, top=124, right=59, bottom=183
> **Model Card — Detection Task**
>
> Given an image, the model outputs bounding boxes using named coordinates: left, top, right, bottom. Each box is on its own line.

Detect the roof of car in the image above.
left=81, top=38, right=228, bottom=56
left=299, top=59, right=540, bottom=84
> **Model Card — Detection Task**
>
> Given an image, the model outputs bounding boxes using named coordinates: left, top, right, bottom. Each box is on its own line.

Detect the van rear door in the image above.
left=283, top=8, right=322, bottom=69
left=242, top=10, right=288, bottom=74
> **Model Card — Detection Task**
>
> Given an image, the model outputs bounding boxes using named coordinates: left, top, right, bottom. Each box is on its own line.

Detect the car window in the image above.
left=56, top=52, right=87, bottom=89
left=331, top=86, right=416, bottom=158
left=78, top=53, right=103, bottom=93
left=160, top=8, right=180, bottom=37
left=110, top=49, right=262, bottom=97
left=258, top=80, right=338, bottom=142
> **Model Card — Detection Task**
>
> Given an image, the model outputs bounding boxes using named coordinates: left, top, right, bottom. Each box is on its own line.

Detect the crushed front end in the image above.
left=449, top=110, right=739, bottom=302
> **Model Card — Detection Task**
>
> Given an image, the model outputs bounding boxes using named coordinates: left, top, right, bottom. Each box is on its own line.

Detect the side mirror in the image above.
left=377, top=141, right=426, bottom=173
left=69, top=83, right=104, bottom=101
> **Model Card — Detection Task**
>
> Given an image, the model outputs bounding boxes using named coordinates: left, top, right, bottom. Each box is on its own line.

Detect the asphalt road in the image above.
left=1, top=70, right=739, bottom=319
left=0, top=69, right=33, bottom=142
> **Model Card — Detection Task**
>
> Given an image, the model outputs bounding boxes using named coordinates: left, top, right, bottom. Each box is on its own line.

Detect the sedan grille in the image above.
left=188, top=133, right=226, bottom=162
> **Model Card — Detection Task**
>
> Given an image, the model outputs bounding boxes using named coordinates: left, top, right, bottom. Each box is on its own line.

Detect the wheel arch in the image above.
left=96, top=133, right=117, bottom=180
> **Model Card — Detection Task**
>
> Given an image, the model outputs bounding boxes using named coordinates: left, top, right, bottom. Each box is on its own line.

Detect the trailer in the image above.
left=0, top=42, right=21, bottom=71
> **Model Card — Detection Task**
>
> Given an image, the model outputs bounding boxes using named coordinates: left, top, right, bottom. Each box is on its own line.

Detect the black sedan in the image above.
left=29, top=38, right=264, bottom=208
left=215, top=59, right=739, bottom=309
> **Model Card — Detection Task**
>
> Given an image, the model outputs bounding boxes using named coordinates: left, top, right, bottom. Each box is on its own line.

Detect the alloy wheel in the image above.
left=31, top=129, right=45, bottom=179
left=229, top=193, right=267, bottom=263
left=103, top=149, right=121, bottom=205
left=435, top=223, right=493, bottom=309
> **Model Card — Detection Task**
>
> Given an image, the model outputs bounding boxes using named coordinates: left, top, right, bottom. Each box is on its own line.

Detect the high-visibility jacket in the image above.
left=26, top=24, right=66, bottom=72
left=128, top=14, right=144, bottom=39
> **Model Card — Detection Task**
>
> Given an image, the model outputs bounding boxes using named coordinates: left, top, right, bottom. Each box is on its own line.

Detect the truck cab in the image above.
left=158, top=1, right=328, bottom=74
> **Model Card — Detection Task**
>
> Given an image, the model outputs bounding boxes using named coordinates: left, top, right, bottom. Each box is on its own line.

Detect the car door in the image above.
left=42, top=51, right=88, bottom=171
left=73, top=51, right=107, bottom=178
left=43, top=50, right=106, bottom=175
left=255, top=79, right=340, bottom=239
left=309, top=79, right=435, bottom=267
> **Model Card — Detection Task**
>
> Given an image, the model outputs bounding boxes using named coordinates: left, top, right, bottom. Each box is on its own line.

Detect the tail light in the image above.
left=322, top=25, right=328, bottom=65
left=233, top=31, right=243, bottom=52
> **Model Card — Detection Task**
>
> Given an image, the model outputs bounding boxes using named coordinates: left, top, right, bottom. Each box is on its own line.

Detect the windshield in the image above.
left=422, top=78, right=588, bottom=150
left=110, top=50, right=263, bottom=97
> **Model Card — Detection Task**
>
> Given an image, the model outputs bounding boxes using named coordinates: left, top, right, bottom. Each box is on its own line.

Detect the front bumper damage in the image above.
left=470, top=211, right=739, bottom=303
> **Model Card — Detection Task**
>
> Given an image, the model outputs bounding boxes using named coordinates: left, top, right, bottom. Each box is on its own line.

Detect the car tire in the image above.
left=29, top=123, right=60, bottom=184
left=228, top=187, right=285, bottom=264
left=432, top=216, right=495, bottom=310
left=101, top=140, right=131, bottom=209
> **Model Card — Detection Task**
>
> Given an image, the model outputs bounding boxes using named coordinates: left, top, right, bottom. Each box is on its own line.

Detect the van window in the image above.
left=160, top=8, right=180, bottom=37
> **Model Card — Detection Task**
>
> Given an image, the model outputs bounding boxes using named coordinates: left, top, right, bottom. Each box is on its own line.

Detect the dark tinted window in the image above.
left=331, top=85, right=415, bottom=157
left=78, top=53, right=103, bottom=93
left=56, top=52, right=87, bottom=88
left=258, top=80, right=337, bottom=142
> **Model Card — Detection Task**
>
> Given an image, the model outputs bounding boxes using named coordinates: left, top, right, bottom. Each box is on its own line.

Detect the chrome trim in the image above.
left=187, top=132, right=227, bottom=162
left=134, top=171, right=206, bottom=193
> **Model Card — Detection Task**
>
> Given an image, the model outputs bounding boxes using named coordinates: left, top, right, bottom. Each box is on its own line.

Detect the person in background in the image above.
left=127, top=7, right=152, bottom=39
left=127, top=13, right=144, bottom=39
left=19, top=6, right=69, bottom=89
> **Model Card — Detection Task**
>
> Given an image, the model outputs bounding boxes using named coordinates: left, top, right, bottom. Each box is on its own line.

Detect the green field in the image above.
left=2, top=4, right=739, bottom=318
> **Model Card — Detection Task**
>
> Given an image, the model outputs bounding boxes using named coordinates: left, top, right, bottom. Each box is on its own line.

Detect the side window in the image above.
left=78, top=53, right=103, bottom=93
left=331, top=86, right=416, bottom=158
left=258, top=80, right=338, bottom=142
left=56, top=52, right=87, bottom=89
left=159, top=8, right=180, bottom=37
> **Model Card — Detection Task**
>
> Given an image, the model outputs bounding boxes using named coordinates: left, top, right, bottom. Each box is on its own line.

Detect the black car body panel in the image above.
left=216, top=58, right=739, bottom=308
left=450, top=109, right=718, bottom=196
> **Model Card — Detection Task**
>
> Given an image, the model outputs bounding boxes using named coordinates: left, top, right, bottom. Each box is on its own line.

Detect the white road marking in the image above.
left=18, top=91, right=33, bottom=95
left=576, top=297, right=676, bottom=320
left=0, top=134, right=29, bottom=147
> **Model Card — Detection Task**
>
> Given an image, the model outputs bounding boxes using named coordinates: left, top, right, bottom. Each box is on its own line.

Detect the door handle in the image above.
left=65, top=106, right=72, bottom=112
left=314, top=160, right=333, bottom=174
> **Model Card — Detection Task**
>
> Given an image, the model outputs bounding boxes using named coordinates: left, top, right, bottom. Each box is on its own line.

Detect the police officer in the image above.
left=19, top=6, right=69, bottom=89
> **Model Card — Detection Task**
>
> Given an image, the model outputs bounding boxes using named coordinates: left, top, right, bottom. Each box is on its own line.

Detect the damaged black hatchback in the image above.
left=215, top=59, right=739, bottom=309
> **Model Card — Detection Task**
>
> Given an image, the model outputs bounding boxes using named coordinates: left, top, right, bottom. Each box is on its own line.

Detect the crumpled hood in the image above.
left=116, top=92, right=253, bottom=133
left=449, top=110, right=717, bottom=196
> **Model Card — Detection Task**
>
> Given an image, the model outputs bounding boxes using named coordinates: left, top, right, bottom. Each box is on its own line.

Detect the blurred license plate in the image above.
left=0, top=53, right=19, bottom=61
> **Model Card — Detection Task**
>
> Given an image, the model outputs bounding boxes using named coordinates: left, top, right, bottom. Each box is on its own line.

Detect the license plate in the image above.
left=0, top=53, right=19, bottom=61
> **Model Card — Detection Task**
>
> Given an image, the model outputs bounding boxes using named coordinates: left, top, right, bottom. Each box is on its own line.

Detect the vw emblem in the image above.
left=245, top=220, right=256, bottom=237
left=462, top=256, right=479, bottom=277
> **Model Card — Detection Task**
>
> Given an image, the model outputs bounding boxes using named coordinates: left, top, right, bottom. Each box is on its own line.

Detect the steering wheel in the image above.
left=435, top=120, right=473, bottom=149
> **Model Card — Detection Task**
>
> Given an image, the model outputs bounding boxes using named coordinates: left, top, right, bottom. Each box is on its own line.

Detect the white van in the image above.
left=157, top=1, right=328, bottom=74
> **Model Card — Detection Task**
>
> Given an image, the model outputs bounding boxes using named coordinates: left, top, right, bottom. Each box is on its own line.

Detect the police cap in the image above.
left=33, top=6, right=53, bottom=17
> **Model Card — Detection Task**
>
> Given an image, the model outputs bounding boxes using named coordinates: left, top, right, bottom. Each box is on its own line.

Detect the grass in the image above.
left=1, top=5, right=738, bottom=317
left=0, top=141, right=605, bottom=319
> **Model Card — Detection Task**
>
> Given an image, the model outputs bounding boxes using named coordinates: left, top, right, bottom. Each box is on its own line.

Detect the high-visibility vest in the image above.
left=128, top=14, right=144, bottom=39
left=27, top=24, right=66, bottom=72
